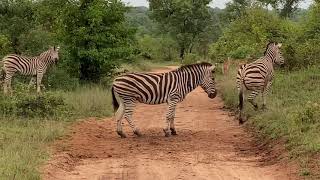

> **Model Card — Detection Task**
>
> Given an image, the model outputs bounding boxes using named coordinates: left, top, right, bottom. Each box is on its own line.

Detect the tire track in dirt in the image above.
left=43, top=66, right=297, bottom=180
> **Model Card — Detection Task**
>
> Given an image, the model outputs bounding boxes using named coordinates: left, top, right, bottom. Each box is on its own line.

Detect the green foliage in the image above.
left=126, top=6, right=156, bottom=36
left=0, top=84, right=68, bottom=119
left=182, top=53, right=201, bottom=65
left=149, top=0, right=213, bottom=59
left=61, top=0, right=136, bottom=82
left=210, top=7, right=286, bottom=61
left=227, top=45, right=255, bottom=59
left=138, top=35, right=178, bottom=61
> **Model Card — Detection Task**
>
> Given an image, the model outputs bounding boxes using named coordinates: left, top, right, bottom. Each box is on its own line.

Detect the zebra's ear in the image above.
left=277, top=43, right=282, bottom=48
left=209, top=65, right=216, bottom=71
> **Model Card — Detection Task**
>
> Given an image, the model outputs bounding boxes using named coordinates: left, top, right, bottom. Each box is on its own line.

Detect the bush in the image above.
left=182, top=53, right=200, bottom=65
left=46, top=68, right=80, bottom=91
left=0, top=84, right=68, bottom=119
left=227, top=45, right=255, bottom=59
left=15, top=93, right=67, bottom=118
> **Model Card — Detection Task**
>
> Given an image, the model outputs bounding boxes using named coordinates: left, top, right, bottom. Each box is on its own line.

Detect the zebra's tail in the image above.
left=239, top=87, right=244, bottom=111
left=112, top=86, right=119, bottom=112
left=0, top=67, right=4, bottom=85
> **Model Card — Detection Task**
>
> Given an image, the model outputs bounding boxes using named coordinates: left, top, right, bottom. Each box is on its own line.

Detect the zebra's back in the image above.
left=237, top=58, right=273, bottom=91
left=113, top=72, right=173, bottom=104
left=3, top=54, right=37, bottom=75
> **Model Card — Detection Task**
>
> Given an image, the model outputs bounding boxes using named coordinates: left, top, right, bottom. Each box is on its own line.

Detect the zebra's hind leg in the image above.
left=170, top=119, right=177, bottom=135
left=114, top=92, right=127, bottom=138
left=115, top=102, right=126, bottom=138
left=262, top=81, right=272, bottom=110
left=248, top=91, right=259, bottom=110
left=123, top=99, right=142, bottom=137
left=164, top=98, right=178, bottom=137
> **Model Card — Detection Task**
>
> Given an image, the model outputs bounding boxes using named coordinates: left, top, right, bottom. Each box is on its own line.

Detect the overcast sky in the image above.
left=122, top=0, right=314, bottom=9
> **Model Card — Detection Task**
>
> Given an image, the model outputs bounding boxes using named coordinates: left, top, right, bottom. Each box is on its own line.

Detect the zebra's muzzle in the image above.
left=208, top=91, right=217, bottom=99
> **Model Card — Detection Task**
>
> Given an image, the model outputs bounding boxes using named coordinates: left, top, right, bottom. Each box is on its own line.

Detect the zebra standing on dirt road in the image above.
left=112, top=62, right=217, bottom=138
left=236, top=42, right=284, bottom=124
left=1, top=46, right=60, bottom=94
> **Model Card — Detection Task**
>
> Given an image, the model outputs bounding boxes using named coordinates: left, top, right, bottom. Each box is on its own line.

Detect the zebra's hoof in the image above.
left=239, top=117, right=244, bottom=125
left=117, top=131, right=127, bottom=138
left=170, top=128, right=177, bottom=136
left=254, top=105, right=258, bottom=111
left=261, top=105, right=267, bottom=111
left=134, top=130, right=142, bottom=137
left=163, top=129, right=171, bottom=137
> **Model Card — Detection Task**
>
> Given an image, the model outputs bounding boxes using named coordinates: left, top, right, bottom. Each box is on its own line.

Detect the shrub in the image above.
left=15, top=92, right=67, bottom=118
left=227, top=45, right=255, bottom=59
left=183, top=53, right=200, bottom=65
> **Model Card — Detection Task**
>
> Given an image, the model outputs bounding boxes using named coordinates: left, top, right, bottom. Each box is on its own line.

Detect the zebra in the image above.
left=112, top=62, right=217, bottom=138
left=236, top=42, right=284, bottom=124
left=1, top=46, right=60, bottom=94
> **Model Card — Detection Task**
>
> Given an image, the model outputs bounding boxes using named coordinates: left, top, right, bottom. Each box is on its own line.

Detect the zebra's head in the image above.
left=200, top=64, right=217, bottom=99
left=265, top=42, right=284, bottom=65
left=49, top=46, right=60, bottom=64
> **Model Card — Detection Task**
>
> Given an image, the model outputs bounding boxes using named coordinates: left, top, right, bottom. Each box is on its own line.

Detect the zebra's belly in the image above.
left=19, top=71, right=37, bottom=76
left=137, top=98, right=168, bottom=105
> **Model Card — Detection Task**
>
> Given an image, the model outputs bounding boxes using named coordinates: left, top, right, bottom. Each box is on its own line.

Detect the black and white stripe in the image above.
left=236, top=42, right=284, bottom=124
left=112, top=63, right=217, bottom=138
left=2, top=46, right=60, bottom=94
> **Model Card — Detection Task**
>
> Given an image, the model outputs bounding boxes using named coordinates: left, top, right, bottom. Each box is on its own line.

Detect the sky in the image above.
left=121, top=0, right=314, bottom=9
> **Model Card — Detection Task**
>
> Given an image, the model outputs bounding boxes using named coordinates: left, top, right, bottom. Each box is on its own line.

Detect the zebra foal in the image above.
left=112, top=63, right=217, bottom=138
left=1, top=46, right=60, bottom=94
left=236, top=42, right=284, bottom=124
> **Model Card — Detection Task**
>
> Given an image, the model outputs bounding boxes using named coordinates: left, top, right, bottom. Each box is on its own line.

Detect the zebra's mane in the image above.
left=263, top=42, right=277, bottom=56
left=174, top=62, right=212, bottom=72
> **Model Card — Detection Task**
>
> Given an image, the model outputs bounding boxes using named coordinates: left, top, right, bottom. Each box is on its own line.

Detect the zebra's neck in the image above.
left=265, top=49, right=277, bottom=64
left=173, top=68, right=203, bottom=94
left=39, top=50, right=53, bottom=64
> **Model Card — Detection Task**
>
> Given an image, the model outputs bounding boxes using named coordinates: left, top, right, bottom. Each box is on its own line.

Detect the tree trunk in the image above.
left=180, top=47, right=185, bottom=62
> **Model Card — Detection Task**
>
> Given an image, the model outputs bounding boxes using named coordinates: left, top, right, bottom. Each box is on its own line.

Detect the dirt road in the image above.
left=43, top=67, right=296, bottom=180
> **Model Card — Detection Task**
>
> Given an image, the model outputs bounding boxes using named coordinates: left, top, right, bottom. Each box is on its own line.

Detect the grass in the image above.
left=0, top=119, right=65, bottom=179
left=217, top=64, right=320, bottom=178
left=0, top=59, right=170, bottom=180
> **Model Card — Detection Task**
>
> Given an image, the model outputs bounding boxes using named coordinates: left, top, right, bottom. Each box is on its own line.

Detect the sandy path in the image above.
left=43, top=67, right=297, bottom=180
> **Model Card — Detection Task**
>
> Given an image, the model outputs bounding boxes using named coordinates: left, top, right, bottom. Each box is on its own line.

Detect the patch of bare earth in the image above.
left=43, top=67, right=298, bottom=180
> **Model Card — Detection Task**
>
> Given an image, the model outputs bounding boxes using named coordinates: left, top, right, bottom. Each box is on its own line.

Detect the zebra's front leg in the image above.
left=123, top=99, right=142, bottom=137
left=28, top=77, right=36, bottom=90
left=36, top=73, right=44, bottom=94
left=248, top=91, right=259, bottom=110
left=164, top=99, right=178, bottom=137
left=4, top=73, right=13, bottom=95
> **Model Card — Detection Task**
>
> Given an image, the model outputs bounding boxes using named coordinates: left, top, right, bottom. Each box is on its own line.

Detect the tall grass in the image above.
left=63, top=86, right=112, bottom=118
left=217, top=65, right=320, bottom=177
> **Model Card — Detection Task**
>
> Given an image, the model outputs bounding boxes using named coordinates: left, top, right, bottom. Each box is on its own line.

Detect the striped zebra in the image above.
left=1, top=46, right=60, bottom=94
left=236, top=42, right=284, bottom=124
left=112, top=63, right=217, bottom=138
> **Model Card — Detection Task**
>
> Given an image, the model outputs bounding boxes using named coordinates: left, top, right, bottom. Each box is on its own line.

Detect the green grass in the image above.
left=217, top=65, right=320, bottom=177
left=0, top=119, right=65, bottom=180
left=0, top=60, right=170, bottom=180
left=62, top=85, right=112, bottom=118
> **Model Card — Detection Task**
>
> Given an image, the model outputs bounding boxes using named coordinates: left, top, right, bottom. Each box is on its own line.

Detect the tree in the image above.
left=148, top=0, right=212, bottom=60
left=258, top=0, right=303, bottom=17
left=61, top=0, right=136, bottom=81
left=0, top=0, right=35, bottom=54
